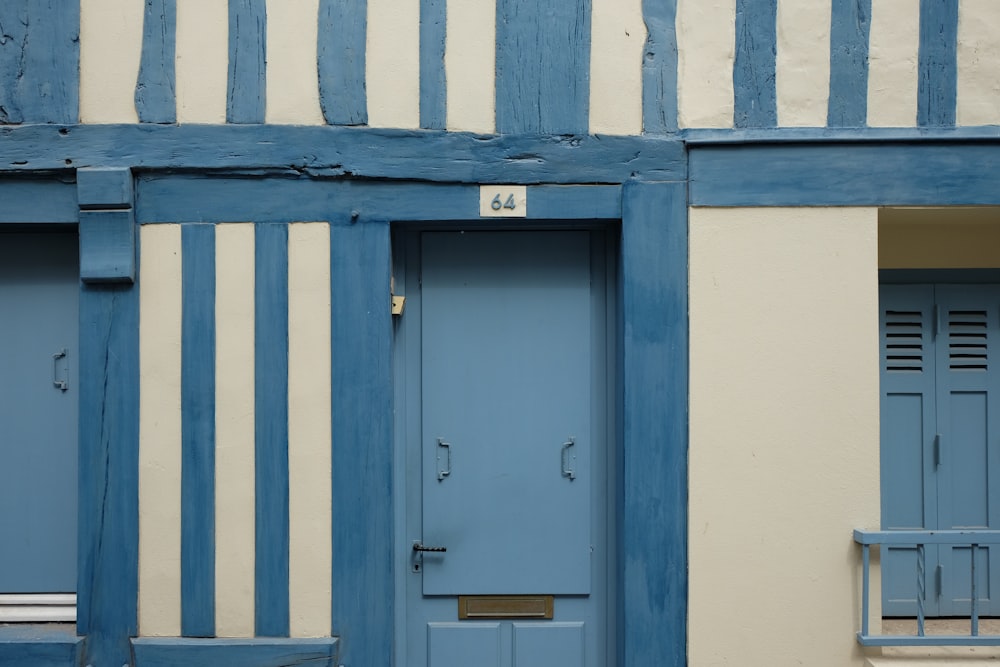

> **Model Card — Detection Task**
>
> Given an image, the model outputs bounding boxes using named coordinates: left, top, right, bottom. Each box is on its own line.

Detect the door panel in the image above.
left=512, top=623, right=585, bottom=667
left=0, top=233, right=79, bottom=593
left=428, top=623, right=502, bottom=667
left=420, top=232, right=592, bottom=595
left=401, top=230, right=610, bottom=667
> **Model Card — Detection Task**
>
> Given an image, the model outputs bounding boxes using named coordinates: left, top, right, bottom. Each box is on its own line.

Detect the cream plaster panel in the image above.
left=266, top=0, right=325, bottom=125
left=677, top=0, right=735, bottom=129
left=176, top=0, right=228, bottom=123
left=689, top=207, right=880, bottom=667
left=776, top=0, right=831, bottom=127
left=366, top=0, right=420, bottom=128
left=445, top=0, right=496, bottom=133
left=589, top=0, right=644, bottom=135
left=287, top=223, right=333, bottom=638
left=868, top=0, right=919, bottom=127
left=214, top=224, right=256, bottom=638
left=138, top=224, right=183, bottom=636
left=879, top=207, right=1000, bottom=268
left=80, top=0, right=143, bottom=123
left=956, top=0, right=1000, bottom=127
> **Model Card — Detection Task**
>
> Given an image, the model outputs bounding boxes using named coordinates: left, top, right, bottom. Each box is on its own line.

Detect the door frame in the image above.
left=391, top=225, right=620, bottom=665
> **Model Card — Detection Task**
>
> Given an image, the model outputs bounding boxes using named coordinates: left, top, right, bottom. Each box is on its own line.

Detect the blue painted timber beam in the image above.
left=0, top=125, right=687, bottom=182
left=621, top=180, right=688, bottom=667
left=228, top=0, right=266, bottom=123
left=77, top=168, right=136, bottom=283
left=419, top=0, right=446, bottom=129
left=495, top=0, right=592, bottom=134
left=690, top=142, right=1000, bottom=206
left=0, top=0, right=80, bottom=124
left=733, top=0, right=777, bottom=128
left=135, top=0, right=176, bottom=123
left=318, top=0, right=367, bottom=125
left=0, top=625, right=84, bottom=667
left=642, top=0, right=679, bottom=134
left=136, top=179, right=622, bottom=224
left=131, top=637, right=338, bottom=667
left=330, top=221, right=393, bottom=667
left=828, top=0, right=871, bottom=127
left=917, top=0, right=958, bottom=127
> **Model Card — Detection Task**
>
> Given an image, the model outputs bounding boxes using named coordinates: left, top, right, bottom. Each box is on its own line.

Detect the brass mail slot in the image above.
left=458, top=595, right=554, bottom=620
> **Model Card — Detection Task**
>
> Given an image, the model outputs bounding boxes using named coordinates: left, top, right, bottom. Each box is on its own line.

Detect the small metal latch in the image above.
left=391, top=295, right=406, bottom=316
left=391, top=276, right=405, bottom=316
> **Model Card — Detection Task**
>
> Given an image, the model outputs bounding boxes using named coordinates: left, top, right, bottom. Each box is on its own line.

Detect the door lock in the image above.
left=411, top=541, right=446, bottom=573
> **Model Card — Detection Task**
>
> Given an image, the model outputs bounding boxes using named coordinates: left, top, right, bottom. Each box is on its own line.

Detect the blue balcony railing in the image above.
left=855, top=529, right=1000, bottom=646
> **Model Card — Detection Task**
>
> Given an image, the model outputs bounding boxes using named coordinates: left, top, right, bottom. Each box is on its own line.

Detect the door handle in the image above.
left=413, top=542, right=447, bottom=553
left=52, top=349, right=68, bottom=391
left=437, top=438, right=452, bottom=481
left=561, top=437, right=576, bottom=480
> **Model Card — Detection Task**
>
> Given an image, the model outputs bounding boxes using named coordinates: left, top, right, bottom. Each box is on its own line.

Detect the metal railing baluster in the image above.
left=861, top=543, right=870, bottom=638
left=917, top=543, right=925, bottom=637
left=971, top=543, right=979, bottom=637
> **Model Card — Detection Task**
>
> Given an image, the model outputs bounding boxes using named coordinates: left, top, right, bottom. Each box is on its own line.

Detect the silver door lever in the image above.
left=412, top=542, right=447, bottom=553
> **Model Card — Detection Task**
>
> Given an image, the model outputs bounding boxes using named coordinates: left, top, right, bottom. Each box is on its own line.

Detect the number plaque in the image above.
left=479, top=185, right=527, bottom=218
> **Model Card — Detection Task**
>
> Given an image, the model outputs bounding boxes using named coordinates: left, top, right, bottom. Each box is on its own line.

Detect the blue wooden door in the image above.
left=399, top=231, right=610, bottom=667
left=0, top=233, right=79, bottom=593
left=880, top=283, right=1000, bottom=617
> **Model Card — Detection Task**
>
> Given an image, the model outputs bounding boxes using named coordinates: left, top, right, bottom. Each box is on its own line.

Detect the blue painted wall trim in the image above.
left=0, top=179, right=77, bottom=223
left=620, top=180, right=688, bottom=667
left=917, top=0, right=958, bottom=127
left=254, top=223, right=290, bottom=637
left=330, top=221, right=393, bottom=667
left=78, top=168, right=134, bottom=210
left=136, top=178, right=621, bottom=223
left=77, top=281, right=140, bottom=667
left=828, top=0, right=871, bottom=127
left=0, top=125, right=687, bottom=182
left=181, top=224, right=216, bottom=637
left=495, top=0, right=592, bottom=134
left=0, top=626, right=84, bottom=667
left=135, top=0, right=176, bottom=124
left=0, top=0, right=79, bottom=125
left=78, top=168, right=136, bottom=284
left=131, top=637, right=338, bottom=667
left=79, top=210, right=136, bottom=283
left=419, top=0, right=446, bottom=130
left=228, top=0, right=266, bottom=124
left=733, top=0, right=777, bottom=128
left=318, top=0, right=367, bottom=126
left=642, top=0, right=679, bottom=134
left=690, top=142, right=1000, bottom=206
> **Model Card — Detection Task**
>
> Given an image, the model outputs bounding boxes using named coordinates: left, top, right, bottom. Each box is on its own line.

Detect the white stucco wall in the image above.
left=677, top=0, right=735, bottom=129
left=776, top=0, right=831, bottom=127
left=689, top=207, right=881, bottom=667
left=957, top=0, right=1000, bottom=127
left=868, top=0, right=920, bottom=128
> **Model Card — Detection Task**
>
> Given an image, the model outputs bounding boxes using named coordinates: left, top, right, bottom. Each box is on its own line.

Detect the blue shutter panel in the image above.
left=880, top=284, right=940, bottom=617
left=934, top=285, right=1000, bottom=615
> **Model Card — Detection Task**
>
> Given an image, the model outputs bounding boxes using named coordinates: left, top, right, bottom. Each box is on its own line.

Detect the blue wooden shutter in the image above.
left=934, top=285, right=1000, bottom=615
left=880, top=284, right=940, bottom=617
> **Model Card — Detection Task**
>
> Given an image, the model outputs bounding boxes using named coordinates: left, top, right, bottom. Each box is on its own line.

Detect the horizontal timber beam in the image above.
left=0, top=125, right=685, bottom=184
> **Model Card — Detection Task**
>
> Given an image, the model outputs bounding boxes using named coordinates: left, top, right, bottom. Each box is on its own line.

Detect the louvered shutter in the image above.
left=934, top=286, right=1000, bottom=615
left=880, top=284, right=940, bottom=616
